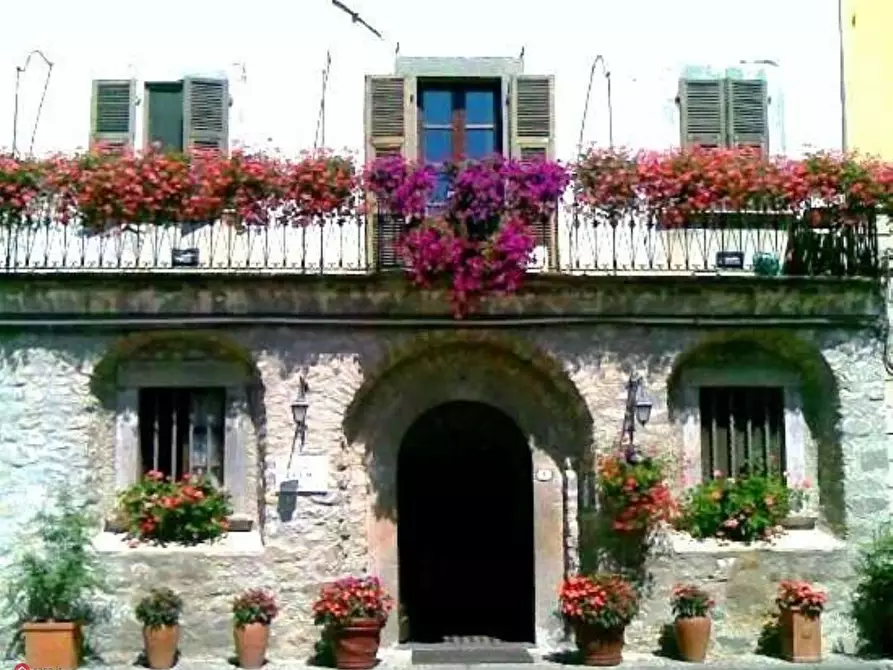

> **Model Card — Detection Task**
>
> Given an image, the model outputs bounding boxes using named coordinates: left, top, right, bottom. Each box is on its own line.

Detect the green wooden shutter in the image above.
left=510, top=75, right=557, bottom=269
left=183, top=77, right=230, bottom=155
left=90, top=79, right=136, bottom=150
left=364, top=75, right=417, bottom=270
left=678, top=78, right=726, bottom=148
left=726, top=79, right=769, bottom=152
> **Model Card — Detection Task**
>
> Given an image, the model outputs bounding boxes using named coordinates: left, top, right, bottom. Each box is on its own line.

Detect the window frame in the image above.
left=143, top=80, right=185, bottom=153
left=113, top=359, right=256, bottom=526
left=417, top=77, right=504, bottom=163
left=678, top=365, right=813, bottom=516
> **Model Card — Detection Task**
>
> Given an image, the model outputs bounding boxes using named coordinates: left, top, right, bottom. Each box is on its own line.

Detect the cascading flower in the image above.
left=364, top=153, right=569, bottom=316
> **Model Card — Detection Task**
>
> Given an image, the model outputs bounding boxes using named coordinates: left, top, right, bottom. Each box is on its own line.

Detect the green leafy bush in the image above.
left=135, top=588, right=184, bottom=628
left=677, top=474, right=790, bottom=543
left=851, top=522, right=893, bottom=657
left=2, top=491, right=110, bottom=659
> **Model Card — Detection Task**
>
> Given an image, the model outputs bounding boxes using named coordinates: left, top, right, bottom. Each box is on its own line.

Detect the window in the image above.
left=678, top=77, right=769, bottom=152
left=145, top=82, right=185, bottom=153
left=91, top=76, right=229, bottom=156
left=699, top=386, right=785, bottom=479
left=419, top=79, right=502, bottom=202
left=137, top=387, right=225, bottom=485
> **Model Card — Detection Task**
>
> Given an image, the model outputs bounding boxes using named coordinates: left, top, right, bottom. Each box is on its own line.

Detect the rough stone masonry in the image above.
left=0, top=274, right=887, bottom=662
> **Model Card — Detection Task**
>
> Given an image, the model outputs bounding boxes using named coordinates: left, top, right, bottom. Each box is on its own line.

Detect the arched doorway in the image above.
left=397, top=401, right=535, bottom=644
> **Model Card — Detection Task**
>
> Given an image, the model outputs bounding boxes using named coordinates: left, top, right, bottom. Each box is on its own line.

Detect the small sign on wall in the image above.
left=282, top=454, right=330, bottom=494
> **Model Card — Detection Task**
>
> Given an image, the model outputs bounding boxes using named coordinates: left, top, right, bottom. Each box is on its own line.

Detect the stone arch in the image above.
left=90, top=329, right=260, bottom=407
left=666, top=331, right=844, bottom=531
left=90, top=330, right=263, bottom=521
left=343, top=331, right=594, bottom=648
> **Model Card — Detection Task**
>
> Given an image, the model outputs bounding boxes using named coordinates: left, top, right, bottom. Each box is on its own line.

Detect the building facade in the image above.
left=1, top=0, right=888, bottom=661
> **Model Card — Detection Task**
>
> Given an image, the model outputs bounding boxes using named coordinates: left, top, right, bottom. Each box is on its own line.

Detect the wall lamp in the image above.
left=623, top=372, right=653, bottom=447
left=291, top=376, right=310, bottom=453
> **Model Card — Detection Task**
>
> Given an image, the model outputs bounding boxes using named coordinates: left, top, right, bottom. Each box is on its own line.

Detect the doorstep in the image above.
left=78, top=650, right=893, bottom=670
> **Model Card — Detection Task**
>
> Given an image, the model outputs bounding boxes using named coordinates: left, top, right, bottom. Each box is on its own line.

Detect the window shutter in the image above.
left=510, top=75, right=557, bottom=269
left=364, top=75, right=417, bottom=270
left=726, top=79, right=769, bottom=152
left=183, top=77, right=230, bottom=155
left=89, top=79, right=136, bottom=150
left=678, top=78, right=726, bottom=149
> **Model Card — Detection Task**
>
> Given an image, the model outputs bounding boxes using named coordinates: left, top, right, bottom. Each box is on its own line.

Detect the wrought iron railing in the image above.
left=0, top=209, right=881, bottom=278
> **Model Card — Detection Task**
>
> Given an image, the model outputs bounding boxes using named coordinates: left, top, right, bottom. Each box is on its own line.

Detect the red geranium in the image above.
left=312, top=576, right=393, bottom=628
left=596, top=448, right=677, bottom=533
left=559, top=573, right=640, bottom=629
left=776, top=580, right=828, bottom=618
left=115, top=470, right=232, bottom=546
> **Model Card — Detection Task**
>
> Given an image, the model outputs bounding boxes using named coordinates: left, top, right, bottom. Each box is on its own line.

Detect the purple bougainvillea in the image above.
left=362, top=153, right=569, bottom=317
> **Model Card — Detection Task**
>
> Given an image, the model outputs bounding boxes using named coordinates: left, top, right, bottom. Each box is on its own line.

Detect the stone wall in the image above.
left=0, top=275, right=887, bottom=661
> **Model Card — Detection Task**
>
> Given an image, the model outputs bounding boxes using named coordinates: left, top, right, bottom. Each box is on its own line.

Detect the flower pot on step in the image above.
left=780, top=608, right=822, bottom=663
left=574, top=623, right=626, bottom=666
left=23, top=621, right=81, bottom=670
left=234, top=622, right=270, bottom=669
left=674, top=616, right=711, bottom=662
left=143, top=624, right=180, bottom=669
left=331, top=618, right=383, bottom=670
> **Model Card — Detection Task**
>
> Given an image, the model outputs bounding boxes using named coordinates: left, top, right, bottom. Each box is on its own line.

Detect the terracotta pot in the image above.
left=23, top=621, right=81, bottom=670
left=234, top=622, right=270, bottom=669
left=143, top=624, right=180, bottom=669
left=780, top=609, right=822, bottom=663
left=331, top=618, right=382, bottom=670
left=674, top=616, right=711, bottom=662
left=573, top=623, right=625, bottom=666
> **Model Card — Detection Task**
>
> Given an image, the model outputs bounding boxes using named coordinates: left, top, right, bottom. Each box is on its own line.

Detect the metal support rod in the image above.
left=12, top=49, right=53, bottom=157
left=576, top=54, right=613, bottom=157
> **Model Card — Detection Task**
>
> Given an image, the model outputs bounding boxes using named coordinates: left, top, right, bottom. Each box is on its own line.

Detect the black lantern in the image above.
left=291, top=377, right=310, bottom=449
left=634, top=379, right=653, bottom=426
left=623, top=373, right=652, bottom=446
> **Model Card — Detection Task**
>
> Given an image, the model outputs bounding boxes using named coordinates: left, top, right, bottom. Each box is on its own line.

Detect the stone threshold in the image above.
left=78, top=651, right=893, bottom=670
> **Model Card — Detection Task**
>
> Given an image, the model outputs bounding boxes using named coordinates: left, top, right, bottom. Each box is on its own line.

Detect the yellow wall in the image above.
left=844, top=0, right=893, bottom=159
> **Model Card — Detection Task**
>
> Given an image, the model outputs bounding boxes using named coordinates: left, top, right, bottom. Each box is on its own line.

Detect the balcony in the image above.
left=0, top=210, right=880, bottom=279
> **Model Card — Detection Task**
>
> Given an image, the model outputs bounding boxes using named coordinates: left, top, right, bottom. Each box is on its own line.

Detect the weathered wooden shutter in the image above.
left=183, top=77, right=230, bottom=155
left=678, top=78, right=726, bottom=149
left=510, top=75, right=557, bottom=269
left=89, top=79, right=136, bottom=150
left=726, top=78, right=769, bottom=152
left=364, top=75, right=417, bottom=270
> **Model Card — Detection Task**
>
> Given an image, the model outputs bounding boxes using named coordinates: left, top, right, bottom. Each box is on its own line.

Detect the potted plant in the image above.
left=232, top=588, right=279, bottom=668
left=558, top=573, right=640, bottom=666
left=135, top=588, right=184, bottom=669
left=3, top=492, right=109, bottom=670
left=775, top=580, right=827, bottom=663
left=670, top=584, right=714, bottom=662
left=311, top=576, right=393, bottom=670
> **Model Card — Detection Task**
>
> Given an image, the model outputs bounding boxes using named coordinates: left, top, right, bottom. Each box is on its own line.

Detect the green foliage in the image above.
left=135, top=588, right=183, bottom=628
left=677, top=474, right=791, bottom=543
left=851, top=522, right=893, bottom=657
left=115, top=471, right=232, bottom=546
left=2, top=491, right=110, bottom=659
left=232, top=588, right=279, bottom=627
left=670, top=584, right=714, bottom=619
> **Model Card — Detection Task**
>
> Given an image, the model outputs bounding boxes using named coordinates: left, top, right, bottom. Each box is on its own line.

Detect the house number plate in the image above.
left=285, top=454, right=330, bottom=494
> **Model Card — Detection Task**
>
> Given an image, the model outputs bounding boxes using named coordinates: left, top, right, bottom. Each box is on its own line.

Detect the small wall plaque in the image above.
left=535, top=468, right=553, bottom=482
left=283, top=453, right=329, bottom=494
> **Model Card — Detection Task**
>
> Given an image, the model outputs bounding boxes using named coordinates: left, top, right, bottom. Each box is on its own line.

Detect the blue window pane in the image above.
left=422, top=90, right=453, bottom=125
left=432, top=170, right=451, bottom=204
left=424, top=129, right=453, bottom=162
left=465, top=91, right=495, bottom=125
left=465, top=129, right=495, bottom=159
